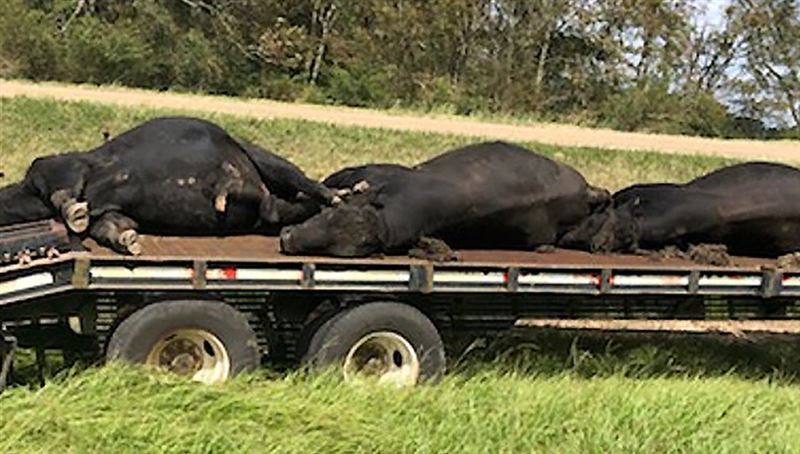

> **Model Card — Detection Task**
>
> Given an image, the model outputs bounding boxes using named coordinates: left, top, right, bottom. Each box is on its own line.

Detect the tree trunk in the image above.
left=60, top=0, right=87, bottom=33
left=308, top=2, right=337, bottom=85
left=534, top=28, right=552, bottom=96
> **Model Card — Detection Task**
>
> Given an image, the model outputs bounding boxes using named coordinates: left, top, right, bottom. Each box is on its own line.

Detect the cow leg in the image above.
left=50, top=189, right=89, bottom=233
left=212, top=163, right=294, bottom=225
left=212, top=160, right=319, bottom=227
left=213, top=162, right=247, bottom=214
left=264, top=197, right=324, bottom=227
left=282, top=171, right=333, bottom=204
left=328, top=181, right=369, bottom=205
left=239, top=141, right=334, bottom=204
left=89, top=212, right=141, bottom=255
left=25, top=154, right=93, bottom=233
left=83, top=168, right=142, bottom=223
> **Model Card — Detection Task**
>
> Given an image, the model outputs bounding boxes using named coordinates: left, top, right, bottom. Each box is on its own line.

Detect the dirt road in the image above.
left=1, top=79, right=797, bottom=162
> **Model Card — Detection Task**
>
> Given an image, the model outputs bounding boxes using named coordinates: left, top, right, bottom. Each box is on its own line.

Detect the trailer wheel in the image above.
left=106, top=300, right=259, bottom=384
left=302, top=302, right=445, bottom=386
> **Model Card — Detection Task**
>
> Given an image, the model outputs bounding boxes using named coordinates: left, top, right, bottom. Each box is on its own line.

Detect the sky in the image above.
left=699, top=0, right=729, bottom=28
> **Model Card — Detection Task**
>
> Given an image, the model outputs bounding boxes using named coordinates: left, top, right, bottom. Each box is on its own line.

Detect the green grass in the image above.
left=0, top=96, right=738, bottom=191
left=1, top=365, right=798, bottom=453
left=3, top=332, right=800, bottom=453
left=1, top=96, right=797, bottom=452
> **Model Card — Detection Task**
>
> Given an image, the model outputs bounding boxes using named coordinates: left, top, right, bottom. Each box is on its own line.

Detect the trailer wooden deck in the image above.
left=82, top=234, right=777, bottom=271
left=0, top=234, right=797, bottom=309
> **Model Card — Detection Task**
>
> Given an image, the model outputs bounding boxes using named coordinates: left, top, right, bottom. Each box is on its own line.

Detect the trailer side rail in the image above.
left=2, top=255, right=798, bottom=308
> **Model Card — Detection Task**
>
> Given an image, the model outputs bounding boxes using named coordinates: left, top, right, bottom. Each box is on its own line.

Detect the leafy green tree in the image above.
left=726, top=0, right=800, bottom=129
left=1, top=0, right=796, bottom=138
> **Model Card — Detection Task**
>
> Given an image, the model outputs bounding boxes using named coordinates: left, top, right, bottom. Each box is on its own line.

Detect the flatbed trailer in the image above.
left=1, top=229, right=799, bottom=387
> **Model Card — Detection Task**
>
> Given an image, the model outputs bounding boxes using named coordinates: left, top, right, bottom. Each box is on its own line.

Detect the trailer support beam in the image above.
left=0, top=332, right=17, bottom=393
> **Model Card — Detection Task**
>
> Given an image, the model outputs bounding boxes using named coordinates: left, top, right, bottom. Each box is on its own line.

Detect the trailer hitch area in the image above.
left=0, top=333, right=18, bottom=393
left=0, top=220, right=71, bottom=265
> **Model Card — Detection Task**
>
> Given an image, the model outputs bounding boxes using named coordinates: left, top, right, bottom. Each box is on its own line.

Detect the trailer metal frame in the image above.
left=0, top=234, right=798, bottom=387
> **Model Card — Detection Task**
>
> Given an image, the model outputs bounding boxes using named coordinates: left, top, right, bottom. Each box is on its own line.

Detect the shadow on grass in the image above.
left=4, top=329, right=800, bottom=389
left=450, top=328, right=800, bottom=383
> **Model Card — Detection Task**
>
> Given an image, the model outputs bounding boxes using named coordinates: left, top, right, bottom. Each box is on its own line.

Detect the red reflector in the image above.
left=222, top=267, right=237, bottom=280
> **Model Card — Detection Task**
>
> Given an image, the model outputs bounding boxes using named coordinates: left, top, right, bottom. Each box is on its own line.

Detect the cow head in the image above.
left=279, top=193, right=387, bottom=257
left=0, top=183, right=53, bottom=226
left=559, top=199, right=640, bottom=252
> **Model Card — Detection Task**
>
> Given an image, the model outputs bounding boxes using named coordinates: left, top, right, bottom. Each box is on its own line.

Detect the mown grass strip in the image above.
left=2, top=80, right=798, bottom=162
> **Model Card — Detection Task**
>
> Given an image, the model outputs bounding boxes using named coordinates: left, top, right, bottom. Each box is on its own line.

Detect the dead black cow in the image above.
left=0, top=183, right=54, bottom=228
left=280, top=141, right=608, bottom=257
left=558, top=162, right=800, bottom=257
left=0, top=117, right=332, bottom=254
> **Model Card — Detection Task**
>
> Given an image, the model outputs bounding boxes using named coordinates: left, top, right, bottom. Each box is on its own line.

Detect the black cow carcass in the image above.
left=280, top=141, right=609, bottom=257
left=558, top=162, right=800, bottom=257
left=0, top=117, right=332, bottom=254
left=0, top=183, right=55, bottom=227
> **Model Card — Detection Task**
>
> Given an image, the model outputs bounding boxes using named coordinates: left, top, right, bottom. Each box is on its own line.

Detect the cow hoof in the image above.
left=353, top=180, right=370, bottom=193
left=119, top=229, right=142, bottom=256
left=331, top=187, right=360, bottom=204
left=215, top=193, right=227, bottom=213
left=127, top=242, right=143, bottom=256
left=64, top=202, right=89, bottom=233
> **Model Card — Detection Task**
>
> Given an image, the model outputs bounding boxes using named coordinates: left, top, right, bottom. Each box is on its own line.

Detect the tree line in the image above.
left=1, top=0, right=798, bottom=139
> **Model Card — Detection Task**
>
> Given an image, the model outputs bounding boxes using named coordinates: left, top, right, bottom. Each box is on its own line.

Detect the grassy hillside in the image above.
left=0, top=97, right=738, bottom=191
left=1, top=96, right=798, bottom=453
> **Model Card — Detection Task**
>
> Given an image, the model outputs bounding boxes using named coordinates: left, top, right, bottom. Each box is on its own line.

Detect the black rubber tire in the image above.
left=295, top=306, right=341, bottom=364
left=301, top=302, right=446, bottom=383
left=106, top=300, right=260, bottom=379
